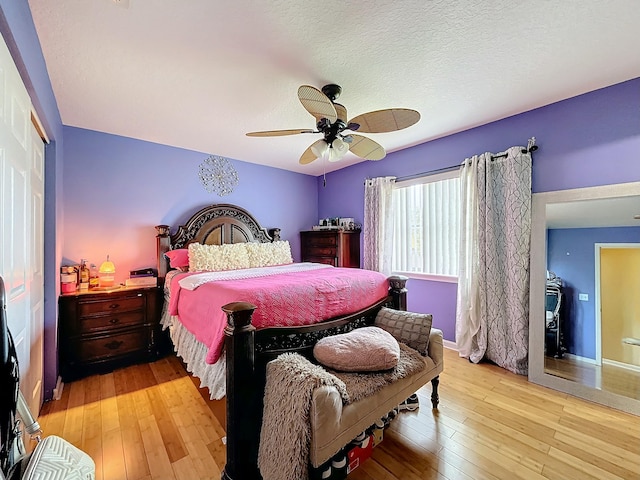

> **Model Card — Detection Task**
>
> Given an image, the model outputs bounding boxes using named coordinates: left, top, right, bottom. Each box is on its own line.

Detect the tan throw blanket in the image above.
left=258, top=344, right=426, bottom=480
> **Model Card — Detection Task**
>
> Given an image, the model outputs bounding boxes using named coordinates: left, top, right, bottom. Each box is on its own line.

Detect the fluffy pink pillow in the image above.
left=313, top=326, right=400, bottom=372
left=165, top=248, right=189, bottom=270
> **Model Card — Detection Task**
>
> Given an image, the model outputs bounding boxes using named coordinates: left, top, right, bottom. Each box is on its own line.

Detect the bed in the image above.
left=155, top=203, right=408, bottom=480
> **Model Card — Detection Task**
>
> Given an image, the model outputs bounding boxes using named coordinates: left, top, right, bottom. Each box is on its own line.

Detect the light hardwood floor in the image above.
left=545, top=355, right=640, bottom=400
left=36, top=349, right=640, bottom=480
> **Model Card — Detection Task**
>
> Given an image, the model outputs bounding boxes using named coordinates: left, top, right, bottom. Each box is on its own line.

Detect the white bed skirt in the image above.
left=161, top=299, right=226, bottom=399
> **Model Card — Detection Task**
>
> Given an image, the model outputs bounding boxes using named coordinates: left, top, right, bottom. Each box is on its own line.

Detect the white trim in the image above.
left=394, top=168, right=459, bottom=188
left=30, top=108, right=50, bottom=144
left=394, top=271, right=458, bottom=283
left=443, top=339, right=458, bottom=350
left=52, top=376, right=64, bottom=401
left=594, top=242, right=640, bottom=368
left=603, top=358, right=640, bottom=373
left=563, top=352, right=597, bottom=365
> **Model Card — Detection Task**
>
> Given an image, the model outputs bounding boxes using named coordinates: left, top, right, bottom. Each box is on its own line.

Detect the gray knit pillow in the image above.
left=374, top=307, right=432, bottom=355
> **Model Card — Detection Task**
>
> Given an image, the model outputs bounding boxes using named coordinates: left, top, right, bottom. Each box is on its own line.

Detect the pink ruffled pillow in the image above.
left=313, top=326, right=400, bottom=372
left=165, top=248, right=189, bottom=270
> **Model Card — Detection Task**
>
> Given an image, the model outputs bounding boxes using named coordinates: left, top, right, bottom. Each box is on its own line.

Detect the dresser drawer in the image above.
left=303, top=233, right=337, bottom=247
left=306, top=245, right=337, bottom=257
left=79, top=311, right=146, bottom=334
left=77, top=329, right=148, bottom=362
left=78, top=294, right=145, bottom=317
left=305, top=256, right=337, bottom=266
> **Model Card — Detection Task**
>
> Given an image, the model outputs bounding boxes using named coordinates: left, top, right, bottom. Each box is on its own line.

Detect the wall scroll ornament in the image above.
left=198, top=155, right=239, bottom=196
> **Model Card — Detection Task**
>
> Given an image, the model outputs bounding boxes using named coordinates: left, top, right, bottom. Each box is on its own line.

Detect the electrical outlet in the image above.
left=579, top=293, right=589, bottom=301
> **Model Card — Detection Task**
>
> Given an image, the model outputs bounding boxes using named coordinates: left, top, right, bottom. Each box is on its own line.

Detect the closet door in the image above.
left=0, top=32, right=45, bottom=415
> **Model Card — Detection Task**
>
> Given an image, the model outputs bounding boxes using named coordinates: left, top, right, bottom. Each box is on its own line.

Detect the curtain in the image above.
left=363, top=176, right=396, bottom=275
left=455, top=147, right=532, bottom=375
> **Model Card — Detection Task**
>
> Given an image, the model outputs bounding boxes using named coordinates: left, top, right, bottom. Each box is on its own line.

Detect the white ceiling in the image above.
left=546, top=196, right=640, bottom=229
left=28, top=0, right=640, bottom=177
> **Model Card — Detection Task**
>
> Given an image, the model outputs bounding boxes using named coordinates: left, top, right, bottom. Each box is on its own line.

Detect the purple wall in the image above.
left=63, top=127, right=318, bottom=284
left=319, top=78, right=640, bottom=341
left=547, top=227, right=640, bottom=359
left=0, top=2, right=65, bottom=400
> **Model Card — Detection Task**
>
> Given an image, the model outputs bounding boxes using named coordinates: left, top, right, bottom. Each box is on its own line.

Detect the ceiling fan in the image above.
left=246, top=84, right=420, bottom=165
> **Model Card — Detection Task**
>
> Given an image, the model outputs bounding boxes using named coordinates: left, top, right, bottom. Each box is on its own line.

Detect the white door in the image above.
left=0, top=32, right=45, bottom=416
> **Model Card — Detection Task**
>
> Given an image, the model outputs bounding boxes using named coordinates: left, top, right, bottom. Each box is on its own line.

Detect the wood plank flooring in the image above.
left=36, top=349, right=640, bottom=480
left=545, top=355, right=640, bottom=400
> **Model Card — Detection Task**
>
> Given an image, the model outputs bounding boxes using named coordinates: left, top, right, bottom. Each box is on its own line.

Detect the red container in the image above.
left=346, top=435, right=373, bottom=474
left=60, top=267, right=77, bottom=293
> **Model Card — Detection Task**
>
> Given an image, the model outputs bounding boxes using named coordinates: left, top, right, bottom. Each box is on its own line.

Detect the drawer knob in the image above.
left=109, top=303, right=120, bottom=309
left=109, top=318, right=120, bottom=324
left=105, top=340, right=124, bottom=350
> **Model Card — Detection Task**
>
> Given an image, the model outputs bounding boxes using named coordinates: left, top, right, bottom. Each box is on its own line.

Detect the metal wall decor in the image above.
left=198, top=155, right=239, bottom=196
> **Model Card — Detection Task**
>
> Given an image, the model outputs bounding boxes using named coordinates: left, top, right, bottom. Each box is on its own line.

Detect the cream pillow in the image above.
left=245, top=241, right=293, bottom=268
left=313, top=326, right=400, bottom=372
left=188, top=242, right=250, bottom=272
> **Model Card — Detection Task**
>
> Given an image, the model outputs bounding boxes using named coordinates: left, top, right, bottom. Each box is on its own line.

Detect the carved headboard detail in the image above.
left=155, top=204, right=281, bottom=280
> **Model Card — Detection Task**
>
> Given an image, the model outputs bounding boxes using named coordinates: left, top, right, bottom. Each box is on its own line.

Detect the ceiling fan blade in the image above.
left=349, top=108, right=420, bottom=133
left=299, top=140, right=322, bottom=165
left=349, top=134, right=386, bottom=161
left=333, top=103, right=348, bottom=124
left=246, top=128, right=315, bottom=137
left=298, top=85, right=337, bottom=123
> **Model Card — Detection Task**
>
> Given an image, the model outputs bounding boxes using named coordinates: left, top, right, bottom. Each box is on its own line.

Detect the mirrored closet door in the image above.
left=529, top=181, right=640, bottom=416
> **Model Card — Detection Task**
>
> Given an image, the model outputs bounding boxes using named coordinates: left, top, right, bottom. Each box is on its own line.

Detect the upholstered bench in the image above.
left=309, top=326, right=443, bottom=468
left=257, top=307, right=444, bottom=479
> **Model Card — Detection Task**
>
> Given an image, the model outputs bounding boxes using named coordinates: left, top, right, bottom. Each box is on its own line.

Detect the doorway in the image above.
left=595, top=244, right=640, bottom=371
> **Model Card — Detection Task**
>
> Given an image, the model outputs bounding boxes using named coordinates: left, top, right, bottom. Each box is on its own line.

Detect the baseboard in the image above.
left=563, top=353, right=597, bottom=365
left=443, top=339, right=457, bottom=351
left=603, top=358, right=640, bottom=373
left=52, top=376, right=64, bottom=401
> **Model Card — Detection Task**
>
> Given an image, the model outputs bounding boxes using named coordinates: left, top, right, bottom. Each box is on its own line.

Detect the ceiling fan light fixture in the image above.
left=311, top=139, right=330, bottom=159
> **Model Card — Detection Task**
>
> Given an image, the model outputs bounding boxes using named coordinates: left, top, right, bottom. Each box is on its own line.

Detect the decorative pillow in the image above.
left=165, top=248, right=189, bottom=270
left=245, top=241, right=293, bottom=268
left=313, top=326, right=400, bottom=372
left=374, top=307, right=432, bottom=355
left=188, top=242, right=250, bottom=272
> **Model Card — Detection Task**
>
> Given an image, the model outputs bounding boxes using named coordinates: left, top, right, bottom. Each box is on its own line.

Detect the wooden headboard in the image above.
left=155, top=204, right=281, bottom=280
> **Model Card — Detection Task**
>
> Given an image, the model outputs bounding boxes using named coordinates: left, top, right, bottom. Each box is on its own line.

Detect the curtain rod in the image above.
left=392, top=137, right=538, bottom=184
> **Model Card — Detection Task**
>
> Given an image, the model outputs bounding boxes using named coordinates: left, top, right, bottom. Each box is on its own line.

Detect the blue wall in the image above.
left=547, top=226, right=640, bottom=359
left=62, top=127, right=318, bottom=284
left=319, top=78, right=640, bottom=342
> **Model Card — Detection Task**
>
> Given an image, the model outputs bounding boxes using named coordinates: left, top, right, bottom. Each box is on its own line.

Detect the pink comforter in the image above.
left=168, top=266, right=389, bottom=364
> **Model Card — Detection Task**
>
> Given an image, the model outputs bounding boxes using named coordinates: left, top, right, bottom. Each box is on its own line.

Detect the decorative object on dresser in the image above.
left=58, top=286, right=164, bottom=381
left=301, top=229, right=360, bottom=267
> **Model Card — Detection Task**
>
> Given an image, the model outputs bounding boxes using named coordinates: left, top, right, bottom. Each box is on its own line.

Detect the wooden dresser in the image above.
left=58, top=286, right=164, bottom=381
left=300, top=230, right=361, bottom=268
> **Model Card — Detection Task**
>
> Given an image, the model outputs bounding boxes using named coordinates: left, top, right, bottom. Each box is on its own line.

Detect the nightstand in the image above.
left=300, top=230, right=361, bottom=267
left=58, top=286, right=164, bottom=381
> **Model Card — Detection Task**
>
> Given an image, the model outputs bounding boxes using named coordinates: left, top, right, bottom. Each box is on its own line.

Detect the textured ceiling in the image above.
left=28, top=0, right=640, bottom=176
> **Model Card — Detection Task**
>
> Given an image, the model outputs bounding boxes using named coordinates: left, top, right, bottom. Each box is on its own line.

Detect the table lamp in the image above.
left=98, top=255, right=116, bottom=287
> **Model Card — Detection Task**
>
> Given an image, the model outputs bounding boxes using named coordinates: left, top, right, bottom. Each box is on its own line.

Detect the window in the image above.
left=392, top=170, right=460, bottom=280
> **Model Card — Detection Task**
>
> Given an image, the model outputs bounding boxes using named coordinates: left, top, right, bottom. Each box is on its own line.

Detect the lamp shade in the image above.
left=99, top=255, right=116, bottom=287
left=328, top=137, right=349, bottom=162
left=311, top=139, right=329, bottom=159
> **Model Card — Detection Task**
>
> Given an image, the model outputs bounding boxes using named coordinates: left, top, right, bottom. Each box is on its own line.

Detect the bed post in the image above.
left=388, top=275, right=408, bottom=311
left=222, top=302, right=261, bottom=480
left=155, top=225, right=171, bottom=282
